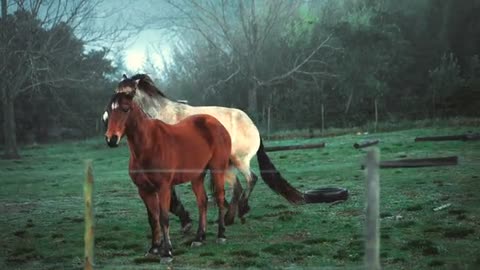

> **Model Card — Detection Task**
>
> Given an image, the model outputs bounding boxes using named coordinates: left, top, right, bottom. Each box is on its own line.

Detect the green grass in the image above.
left=1, top=126, right=479, bottom=269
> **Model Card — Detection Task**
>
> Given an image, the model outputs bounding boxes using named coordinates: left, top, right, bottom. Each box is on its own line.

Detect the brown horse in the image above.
left=104, top=88, right=232, bottom=262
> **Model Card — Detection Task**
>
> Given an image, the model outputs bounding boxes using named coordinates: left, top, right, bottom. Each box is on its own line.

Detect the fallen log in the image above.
left=354, top=139, right=380, bottom=149
left=464, top=133, right=480, bottom=141
left=264, top=142, right=326, bottom=152
left=414, top=133, right=480, bottom=142
left=361, top=156, right=458, bottom=169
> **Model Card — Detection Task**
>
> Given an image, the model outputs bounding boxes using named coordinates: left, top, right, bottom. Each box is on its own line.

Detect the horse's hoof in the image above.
left=191, top=241, right=203, bottom=247
left=238, top=202, right=251, bottom=217
left=160, top=256, right=173, bottom=263
left=181, top=222, right=192, bottom=234
left=144, top=246, right=161, bottom=258
left=216, top=238, right=227, bottom=244
left=240, top=217, right=246, bottom=224
left=144, top=252, right=159, bottom=259
left=225, top=212, right=235, bottom=226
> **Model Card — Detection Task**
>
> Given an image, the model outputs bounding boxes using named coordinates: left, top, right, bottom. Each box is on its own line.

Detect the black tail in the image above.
left=256, top=138, right=305, bottom=205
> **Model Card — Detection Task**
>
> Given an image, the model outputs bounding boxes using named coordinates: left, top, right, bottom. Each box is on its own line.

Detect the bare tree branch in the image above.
left=205, top=65, right=241, bottom=92
left=255, top=35, right=334, bottom=86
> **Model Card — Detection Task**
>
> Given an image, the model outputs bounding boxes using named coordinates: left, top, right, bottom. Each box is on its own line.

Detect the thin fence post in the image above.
left=365, top=149, right=380, bottom=270
left=374, top=98, right=378, bottom=133
left=321, top=103, right=325, bottom=135
left=267, top=106, right=271, bottom=138
left=84, top=160, right=94, bottom=270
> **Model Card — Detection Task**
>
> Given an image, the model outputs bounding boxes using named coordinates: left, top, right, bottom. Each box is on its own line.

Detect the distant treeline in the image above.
left=155, top=0, right=480, bottom=132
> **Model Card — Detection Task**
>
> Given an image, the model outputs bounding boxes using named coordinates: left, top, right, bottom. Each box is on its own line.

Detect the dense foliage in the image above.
left=156, top=0, right=480, bottom=131
left=0, top=5, right=115, bottom=149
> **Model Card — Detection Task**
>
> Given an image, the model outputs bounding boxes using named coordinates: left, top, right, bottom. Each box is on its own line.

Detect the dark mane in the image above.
left=129, top=74, right=168, bottom=98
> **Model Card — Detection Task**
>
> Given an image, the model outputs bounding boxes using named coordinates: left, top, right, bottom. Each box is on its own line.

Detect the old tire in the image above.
left=304, top=187, right=349, bottom=203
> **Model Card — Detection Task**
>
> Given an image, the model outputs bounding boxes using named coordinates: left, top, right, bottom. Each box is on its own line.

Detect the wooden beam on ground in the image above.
left=264, top=142, right=326, bottom=152
left=365, top=148, right=381, bottom=270
left=361, top=156, right=458, bottom=169
left=414, top=133, right=480, bottom=142
left=84, top=160, right=94, bottom=270
left=354, top=139, right=380, bottom=149
left=464, top=134, right=480, bottom=141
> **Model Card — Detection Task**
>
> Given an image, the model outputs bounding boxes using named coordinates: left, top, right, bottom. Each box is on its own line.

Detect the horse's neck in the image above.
left=124, top=105, right=163, bottom=159
left=133, top=91, right=190, bottom=124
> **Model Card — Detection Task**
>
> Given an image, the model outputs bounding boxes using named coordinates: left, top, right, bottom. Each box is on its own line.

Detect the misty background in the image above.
left=1, top=0, right=480, bottom=159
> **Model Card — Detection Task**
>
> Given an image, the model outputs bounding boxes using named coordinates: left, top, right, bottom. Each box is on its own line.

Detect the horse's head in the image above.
left=103, top=91, right=135, bottom=147
left=101, top=74, right=140, bottom=147
left=116, top=74, right=139, bottom=95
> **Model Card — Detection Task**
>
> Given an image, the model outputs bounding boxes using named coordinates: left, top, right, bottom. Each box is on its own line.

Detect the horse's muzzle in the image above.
left=106, top=135, right=120, bottom=148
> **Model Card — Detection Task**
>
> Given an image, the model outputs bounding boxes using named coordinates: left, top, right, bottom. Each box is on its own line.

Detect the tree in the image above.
left=0, top=0, right=124, bottom=158
left=144, top=0, right=334, bottom=120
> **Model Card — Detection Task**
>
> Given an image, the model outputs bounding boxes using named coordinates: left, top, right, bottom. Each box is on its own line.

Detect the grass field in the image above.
left=1, top=126, right=479, bottom=269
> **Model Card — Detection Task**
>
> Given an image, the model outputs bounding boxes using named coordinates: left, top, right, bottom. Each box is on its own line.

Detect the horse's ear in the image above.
left=122, top=74, right=128, bottom=80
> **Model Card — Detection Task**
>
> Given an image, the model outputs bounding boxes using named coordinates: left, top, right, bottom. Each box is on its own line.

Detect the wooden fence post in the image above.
left=84, top=160, right=94, bottom=270
left=267, top=106, right=271, bottom=138
left=321, top=103, right=325, bottom=135
left=365, top=149, right=380, bottom=270
left=374, top=98, right=378, bottom=133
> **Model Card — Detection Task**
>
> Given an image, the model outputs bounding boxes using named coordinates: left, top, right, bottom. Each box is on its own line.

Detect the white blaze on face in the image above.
left=102, top=111, right=108, bottom=122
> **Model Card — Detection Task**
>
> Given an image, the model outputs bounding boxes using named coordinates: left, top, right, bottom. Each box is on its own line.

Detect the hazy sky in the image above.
left=98, top=0, right=174, bottom=73
left=5, top=0, right=168, bottom=72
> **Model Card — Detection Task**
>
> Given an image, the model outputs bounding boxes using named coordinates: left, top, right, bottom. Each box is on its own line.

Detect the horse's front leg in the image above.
left=158, top=184, right=173, bottom=262
left=138, top=189, right=162, bottom=257
left=190, top=176, right=207, bottom=246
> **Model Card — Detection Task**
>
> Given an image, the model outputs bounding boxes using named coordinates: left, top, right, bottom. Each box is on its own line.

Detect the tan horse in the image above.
left=116, top=74, right=306, bottom=225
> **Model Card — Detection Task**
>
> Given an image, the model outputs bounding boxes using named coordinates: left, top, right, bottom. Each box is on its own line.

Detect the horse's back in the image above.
left=169, top=114, right=231, bottom=153
left=187, top=106, right=259, bottom=156
left=189, top=114, right=231, bottom=147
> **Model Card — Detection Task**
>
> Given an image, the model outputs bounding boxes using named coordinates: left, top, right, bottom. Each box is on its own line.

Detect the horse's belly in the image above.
left=172, top=178, right=191, bottom=185
left=171, top=171, right=205, bottom=185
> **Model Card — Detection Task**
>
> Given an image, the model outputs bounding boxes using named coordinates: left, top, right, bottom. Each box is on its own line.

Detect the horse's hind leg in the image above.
left=169, top=187, right=193, bottom=233
left=190, top=175, right=208, bottom=246
left=224, top=166, right=243, bottom=225
left=211, top=169, right=227, bottom=243
left=237, top=161, right=258, bottom=218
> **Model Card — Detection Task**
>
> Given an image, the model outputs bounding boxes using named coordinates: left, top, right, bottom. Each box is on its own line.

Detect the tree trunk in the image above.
left=1, top=0, right=18, bottom=159
left=2, top=93, right=20, bottom=159
left=247, top=85, right=258, bottom=121
left=1, top=0, right=6, bottom=19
